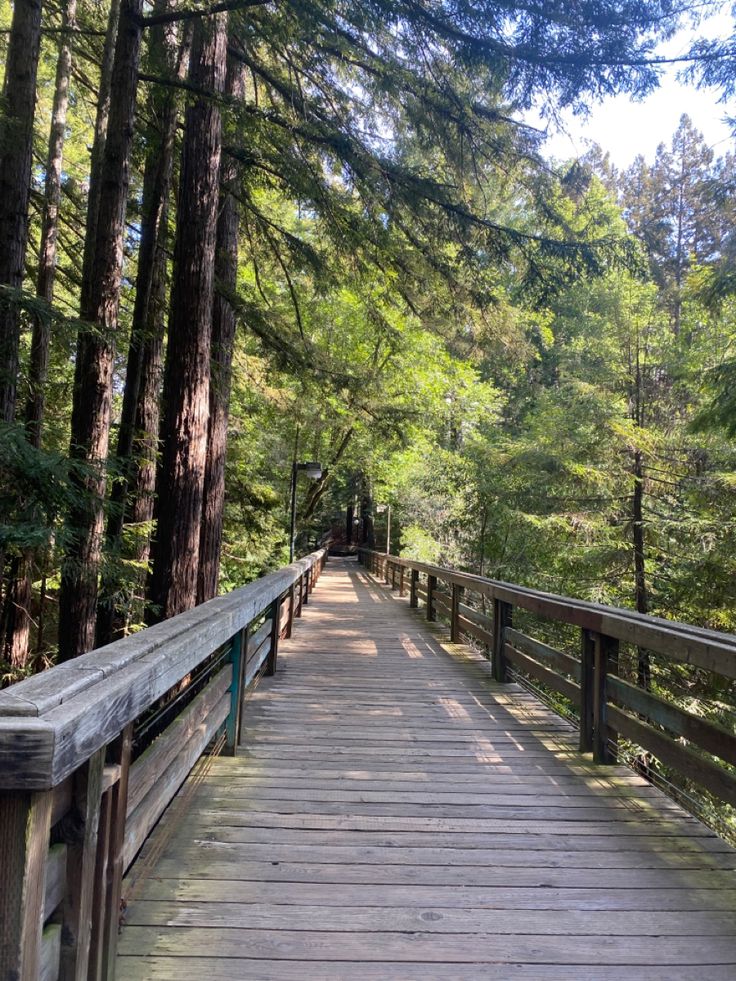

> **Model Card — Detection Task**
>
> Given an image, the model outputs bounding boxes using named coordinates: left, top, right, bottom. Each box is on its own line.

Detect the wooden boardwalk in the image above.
left=117, top=558, right=736, bottom=980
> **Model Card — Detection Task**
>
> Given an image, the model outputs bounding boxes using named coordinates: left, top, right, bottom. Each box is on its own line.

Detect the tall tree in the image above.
left=0, top=0, right=43, bottom=421
left=197, top=55, right=246, bottom=604
left=148, top=12, right=228, bottom=622
left=96, top=8, right=189, bottom=645
left=58, top=0, right=144, bottom=660
left=26, top=0, right=78, bottom=445
left=621, top=116, right=717, bottom=335
left=1, top=0, right=79, bottom=669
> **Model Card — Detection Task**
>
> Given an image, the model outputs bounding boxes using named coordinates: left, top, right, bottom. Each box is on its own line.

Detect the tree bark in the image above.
left=26, top=0, right=78, bottom=446
left=96, top=11, right=189, bottom=646
left=360, top=475, right=376, bottom=548
left=0, top=0, right=42, bottom=422
left=147, top=13, right=228, bottom=623
left=196, top=55, right=245, bottom=604
left=0, top=0, right=77, bottom=670
left=58, top=0, right=144, bottom=661
left=79, top=0, right=122, bottom=319
left=632, top=447, right=651, bottom=689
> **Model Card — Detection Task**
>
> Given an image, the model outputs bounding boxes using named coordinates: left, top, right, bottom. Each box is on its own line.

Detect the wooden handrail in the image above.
left=359, top=548, right=736, bottom=817
left=359, top=550, right=736, bottom=678
left=0, top=548, right=328, bottom=981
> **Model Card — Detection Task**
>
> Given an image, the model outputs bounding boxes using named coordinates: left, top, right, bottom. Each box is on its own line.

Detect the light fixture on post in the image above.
left=376, top=503, right=391, bottom=555
left=289, top=452, right=322, bottom=562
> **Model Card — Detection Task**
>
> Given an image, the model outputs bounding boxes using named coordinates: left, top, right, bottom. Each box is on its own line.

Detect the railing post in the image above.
left=237, top=625, right=253, bottom=749
left=286, top=583, right=296, bottom=636
left=60, top=748, right=105, bottom=980
left=384, top=556, right=390, bottom=585
left=579, top=628, right=595, bottom=753
left=295, top=576, right=304, bottom=617
left=409, top=569, right=419, bottom=608
left=302, top=571, right=309, bottom=606
left=96, top=725, right=133, bottom=980
left=426, top=574, right=437, bottom=621
left=265, top=597, right=281, bottom=677
left=224, top=628, right=246, bottom=755
left=0, top=789, right=53, bottom=980
left=399, top=567, right=405, bottom=596
left=451, top=583, right=463, bottom=643
left=592, top=631, right=619, bottom=764
left=492, top=598, right=512, bottom=682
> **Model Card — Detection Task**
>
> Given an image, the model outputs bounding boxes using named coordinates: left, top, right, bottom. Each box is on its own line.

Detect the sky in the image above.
left=530, top=8, right=736, bottom=169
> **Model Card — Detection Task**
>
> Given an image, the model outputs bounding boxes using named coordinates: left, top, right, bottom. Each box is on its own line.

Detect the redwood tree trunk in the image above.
left=79, top=0, right=122, bottom=319
left=58, top=0, right=144, bottom=661
left=0, top=0, right=42, bottom=422
left=1, top=0, right=78, bottom=670
left=0, top=0, right=42, bottom=669
left=96, top=11, right=187, bottom=646
left=26, top=0, right=78, bottom=445
left=147, top=13, right=228, bottom=623
left=196, top=56, right=245, bottom=604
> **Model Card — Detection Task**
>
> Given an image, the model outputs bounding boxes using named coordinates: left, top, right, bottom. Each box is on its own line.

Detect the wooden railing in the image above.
left=359, top=549, right=736, bottom=817
left=0, top=548, right=328, bottom=981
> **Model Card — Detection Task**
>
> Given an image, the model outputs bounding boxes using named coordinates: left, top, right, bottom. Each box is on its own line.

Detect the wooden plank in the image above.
left=116, top=926, right=736, bottom=964
left=123, top=692, right=229, bottom=870
left=127, top=668, right=232, bottom=815
left=608, top=674, right=736, bottom=766
left=244, top=641, right=271, bottom=688
left=148, top=853, right=734, bottom=889
left=40, top=923, right=61, bottom=981
left=145, top=837, right=736, bottom=869
left=506, top=627, right=581, bottom=681
left=608, top=704, right=736, bottom=808
left=0, top=789, right=53, bottom=979
left=124, top=900, right=736, bottom=935
left=59, top=748, right=105, bottom=981
left=457, top=614, right=493, bottom=648
left=50, top=776, right=74, bottom=830
left=100, top=725, right=134, bottom=979
left=247, top=619, right=272, bottom=662
left=134, top=875, right=736, bottom=911
left=0, top=718, right=56, bottom=789
left=44, top=843, right=67, bottom=921
left=113, top=957, right=736, bottom=981
left=505, top=644, right=581, bottom=705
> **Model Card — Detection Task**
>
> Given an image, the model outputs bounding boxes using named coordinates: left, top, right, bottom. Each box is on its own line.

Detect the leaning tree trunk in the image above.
left=0, top=0, right=42, bottom=423
left=0, top=0, right=78, bottom=670
left=196, top=56, right=246, bottom=605
left=147, top=13, right=228, bottom=623
left=96, top=9, right=188, bottom=646
left=58, top=0, right=144, bottom=661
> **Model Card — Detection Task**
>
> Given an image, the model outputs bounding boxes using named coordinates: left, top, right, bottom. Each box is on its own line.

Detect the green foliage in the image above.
left=0, top=422, right=77, bottom=554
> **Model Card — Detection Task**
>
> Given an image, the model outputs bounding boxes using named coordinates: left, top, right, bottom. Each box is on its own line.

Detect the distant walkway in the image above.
left=117, top=558, right=736, bottom=980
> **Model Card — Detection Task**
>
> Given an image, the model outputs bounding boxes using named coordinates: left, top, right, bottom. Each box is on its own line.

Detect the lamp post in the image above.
left=376, top=503, right=391, bottom=554
left=289, top=458, right=322, bottom=562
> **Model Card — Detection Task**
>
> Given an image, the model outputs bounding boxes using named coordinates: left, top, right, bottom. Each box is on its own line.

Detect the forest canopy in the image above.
left=0, top=0, right=735, bottom=686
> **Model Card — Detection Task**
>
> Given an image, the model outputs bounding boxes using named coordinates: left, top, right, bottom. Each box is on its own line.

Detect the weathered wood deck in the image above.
left=116, top=558, right=736, bottom=980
